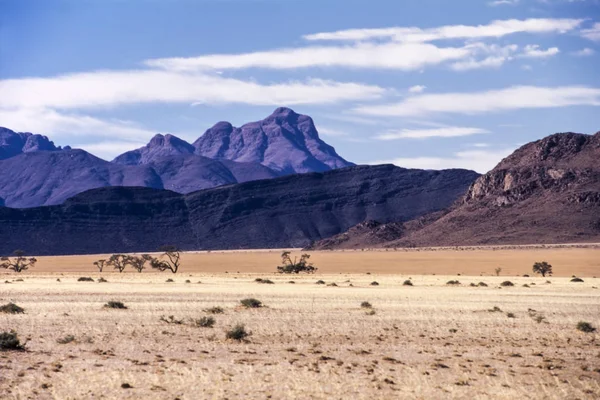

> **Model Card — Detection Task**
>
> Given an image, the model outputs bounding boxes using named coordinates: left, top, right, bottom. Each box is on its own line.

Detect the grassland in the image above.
left=1, top=248, right=599, bottom=399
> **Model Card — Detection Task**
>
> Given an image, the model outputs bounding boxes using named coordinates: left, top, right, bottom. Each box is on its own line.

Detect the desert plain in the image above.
left=1, top=247, right=599, bottom=399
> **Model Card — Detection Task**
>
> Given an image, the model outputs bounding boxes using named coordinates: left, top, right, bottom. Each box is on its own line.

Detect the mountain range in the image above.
left=0, top=107, right=353, bottom=208
left=0, top=165, right=479, bottom=255
left=308, top=131, right=600, bottom=249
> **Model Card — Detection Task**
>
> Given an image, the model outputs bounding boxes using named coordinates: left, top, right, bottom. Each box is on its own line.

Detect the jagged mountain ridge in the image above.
left=0, top=164, right=480, bottom=255
left=308, top=131, right=600, bottom=249
left=0, top=108, right=353, bottom=207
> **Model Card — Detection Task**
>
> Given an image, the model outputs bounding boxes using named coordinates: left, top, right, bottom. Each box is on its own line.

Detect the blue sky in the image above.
left=1, top=0, right=599, bottom=172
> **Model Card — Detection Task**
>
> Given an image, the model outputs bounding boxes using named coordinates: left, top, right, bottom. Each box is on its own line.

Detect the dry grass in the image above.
left=1, top=267, right=599, bottom=399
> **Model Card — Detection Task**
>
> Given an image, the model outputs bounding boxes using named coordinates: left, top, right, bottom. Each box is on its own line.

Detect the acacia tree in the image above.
left=277, top=251, right=317, bottom=274
left=0, top=250, right=37, bottom=273
left=93, top=259, right=106, bottom=272
left=150, top=246, right=181, bottom=274
left=128, top=254, right=152, bottom=273
left=107, top=254, right=130, bottom=273
left=533, top=261, right=553, bottom=277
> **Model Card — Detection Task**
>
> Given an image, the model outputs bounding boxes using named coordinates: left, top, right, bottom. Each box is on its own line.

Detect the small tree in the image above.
left=532, top=261, right=553, bottom=277
left=494, top=267, right=502, bottom=276
left=128, top=255, right=152, bottom=273
left=150, top=246, right=181, bottom=274
left=277, top=251, right=317, bottom=274
left=93, top=259, right=106, bottom=273
left=107, top=254, right=129, bottom=273
left=0, top=250, right=37, bottom=273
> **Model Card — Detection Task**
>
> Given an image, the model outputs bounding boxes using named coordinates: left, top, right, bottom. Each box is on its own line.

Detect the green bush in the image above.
left=77, top=277, right=94, bottom=282
left=500, top=281, right=514, bottom=287
left=104, top=301, right=127, bottom=309
left=0, top=302, right=25, bottom=314
left=226, top=324, right=250, bottom=341
left=240, top=298, right=262, bottom=308
left=370, top=281, right=379, bottom=286
left=446, top=280, right=461, bottom=285
left=403, top=280, right=413, bottom=286
left=0, top=331, right=24, bottom=351
left=576, top=321, right=596, bottom=333
left=360, top=301, right=372, bottom=309
left=571, top=277, right=584, bottom=283
left=194, top=316, right=216, bottom=328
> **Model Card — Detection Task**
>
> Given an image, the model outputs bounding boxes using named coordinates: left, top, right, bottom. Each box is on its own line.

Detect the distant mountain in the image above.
left=0, top=149, right=163, bottom=208
left=308, top=131, right=600, bottom=249
left=193, top=107, right=354, bottom=174
left=0, top=127, right=66, bottom=159
left=0, top=165, right=479, bottom=255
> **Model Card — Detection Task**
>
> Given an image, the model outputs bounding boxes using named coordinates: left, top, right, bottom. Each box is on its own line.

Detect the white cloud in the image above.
left=489, top=0, right=519, bottom=5
left=450, top=43, right=518, bottom=71
left=372, top=148, right=515, bottom=173
left=145, top=42, right=473, bottom=71
left=408, top=85, right=426, bottom=93
left=581, top=22, right=600, bottom=41
left=303, top=18, right=582, bottom=42
left=573, top=48, right=595, bottom=56
left=519, top=44, right=560, bottom=58
left=376, top=127, right=489, bottom=140
left=0, top=70, right=385, bottom=110
left=317, top=127, right=349, bottom=137
left=354, top=85, right=600, bottom=117
left=0, top=107, right=156, bottom=141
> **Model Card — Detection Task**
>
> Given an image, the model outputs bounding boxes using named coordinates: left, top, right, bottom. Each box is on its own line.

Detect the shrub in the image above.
left=78, top=277, right=94, bottom=282
left=98, top=277, right=108, bottom=283
left=226, top=324, right=250, bottom=341
left=488, top=306, right=502, bottom=313
left=316, top=280, right=325, bottom=285
left=240, top=298, right=262, bottom=308
left=403, top=280, right=413, bottom=286
left=478, top=282, right=488, bottom=287
left=469, top=283, right=477, bottom=287
left=257, top=278, right=274, bottom=284
left=0, top=302, right=25, bottom=314
left=165, top=279, right=174, bottom=283
left=446, top=280, right=461, bottom=285
left=522, top=284, right=530, bottom=288
left=576, top=321, right=596, bottom=333
left=532, top=261, right=553, bottom=277
left=571, top=277, right=584, bottom=283
left=160, top=315, right=183, bottom=325
left=500, top=281, right=514, bottom=287
left=57, top=335, right=76, bottom=344
left=327, top=282, right=338, bottom=287
left=104, top=301, right=127, bottom=309
left=204, top=306, right=224, bottom=314
left=506, top=312, right=516, bottom=318
left=370, top=281, right=379, bottom=286
left=365, top=309, right=376, bottom=316
left=0, top=331, right=24, bottom=351
left=277, top=251, right=317, bottom=274
left=194, top=316, right=215, bottom=328
left=361, top=301, right=372, bottom=309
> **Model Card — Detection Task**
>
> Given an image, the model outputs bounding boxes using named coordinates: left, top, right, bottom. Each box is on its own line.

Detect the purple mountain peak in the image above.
left=113, top=133, right=194, bottom=165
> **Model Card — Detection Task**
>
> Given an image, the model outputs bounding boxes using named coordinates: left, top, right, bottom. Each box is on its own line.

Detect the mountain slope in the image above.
left=0, top=165, right=479, bottom=255
left=0, top=127, right=64, bottom=159
left=193, top=107, right=354, bottom=174
left=0, top=150, right=163, bottom=207
left=309, top=131, right=600, bottom=249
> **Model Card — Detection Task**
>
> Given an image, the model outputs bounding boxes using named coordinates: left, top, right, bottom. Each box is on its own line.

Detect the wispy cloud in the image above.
left=145, top=42, right=473, bottom=71
left=581, top=22, right=600, bottom=41
left=302, top=18, right=582, bottom=42
left=0, top=70, right=385, bottom=110
left=519, top=44, right=560, bottom=58
left=317, top=127, right=349, bottom=137
left=408, top=85, right=426, bottom=93
left=488, top=0, right=519, bottom=6
left=376, top=127, right=489, bottom=140
left=372, top=148, right=515, bottom=173
left=572, top=48, right=595, bottom=56
left=354, top=85, right=600, bottom=117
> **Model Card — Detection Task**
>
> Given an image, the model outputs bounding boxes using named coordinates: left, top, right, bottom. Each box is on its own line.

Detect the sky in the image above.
left=1, top=0, right=599, bottom=173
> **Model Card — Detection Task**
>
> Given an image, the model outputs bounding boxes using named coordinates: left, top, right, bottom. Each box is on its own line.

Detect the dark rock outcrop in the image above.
left=309, top=131, right=600, bottom=249
left=0, top=165, right=479, bottom=255
left=193, top=107, right=354, bottom=174
left=0, top=127, right=61, bottom=159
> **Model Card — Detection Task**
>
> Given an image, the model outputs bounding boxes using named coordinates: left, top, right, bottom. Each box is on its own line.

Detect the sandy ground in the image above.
left=28, top=246, right=600, bottom=277
left=1, top=267, right=599, bottom=399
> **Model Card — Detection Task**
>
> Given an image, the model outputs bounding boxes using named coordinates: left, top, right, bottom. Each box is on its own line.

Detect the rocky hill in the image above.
left=0, top=165, right=479, bottom=255
left=309, top=131, right=600, bottom=249
left=193, top=107, right=354, bottom=174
